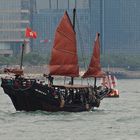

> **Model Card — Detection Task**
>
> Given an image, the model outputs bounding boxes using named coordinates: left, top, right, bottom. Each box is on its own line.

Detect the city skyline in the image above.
left=37, top=0, right=89, bottom=9
left=0, top=0, right=140, bottom=57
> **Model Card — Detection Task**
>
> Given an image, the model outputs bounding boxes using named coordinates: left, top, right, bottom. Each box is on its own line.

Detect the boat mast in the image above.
left=71, top=8, right=76, bottom=85
left=73, top=8, right=76, bottom=30
left=94, top=77, right=97, bottom=88
left=20, top=42, right=25, bottom=69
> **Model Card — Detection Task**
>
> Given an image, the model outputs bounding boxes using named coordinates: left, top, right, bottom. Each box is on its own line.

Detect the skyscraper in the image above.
left=0, top=0, right=36, bottom=56
left=33, top=0, right=91, bottom=58
left=94, top=0, right=140, bottom=55
left=1, top=0, right=140, bottom=57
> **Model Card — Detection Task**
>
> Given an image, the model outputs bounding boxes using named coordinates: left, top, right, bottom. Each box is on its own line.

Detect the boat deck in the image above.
left=53, top=84, right=90, bottom=89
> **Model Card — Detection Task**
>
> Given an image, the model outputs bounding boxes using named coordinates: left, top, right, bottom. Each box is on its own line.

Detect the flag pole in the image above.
left=20, top=40, right=25, bottom=70
left=20, top=27, right=37, bottom=69
left=94, top=77, right=97, bottom=88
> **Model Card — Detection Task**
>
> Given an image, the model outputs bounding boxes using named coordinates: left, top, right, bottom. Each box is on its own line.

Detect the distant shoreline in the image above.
left=0, top=66, right=140, bottom=79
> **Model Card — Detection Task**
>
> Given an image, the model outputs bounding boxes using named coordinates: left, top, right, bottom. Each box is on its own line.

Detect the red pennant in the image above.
left=25, top=27, right=37, bottom=39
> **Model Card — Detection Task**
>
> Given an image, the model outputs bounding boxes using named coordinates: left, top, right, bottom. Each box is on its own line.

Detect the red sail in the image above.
left=49, top=11, right=79, bottom=77
left=82, top=33, right=105, bottom=78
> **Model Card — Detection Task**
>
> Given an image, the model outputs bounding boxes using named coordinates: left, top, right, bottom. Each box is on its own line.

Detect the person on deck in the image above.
left=43, top=74, right=54, bottom=86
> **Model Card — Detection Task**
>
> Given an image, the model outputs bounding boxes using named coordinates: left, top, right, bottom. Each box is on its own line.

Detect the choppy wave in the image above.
left=0, top=79, right=140, bottom=140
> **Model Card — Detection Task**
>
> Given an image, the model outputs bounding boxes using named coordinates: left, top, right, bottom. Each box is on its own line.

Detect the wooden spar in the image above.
left=71, top=8, right=76, bottom=85
left=94, top=77, right=97, bottom=88
left=72, top=8, right=76, bottom=30
left=20, top=42, right=25, bottom=70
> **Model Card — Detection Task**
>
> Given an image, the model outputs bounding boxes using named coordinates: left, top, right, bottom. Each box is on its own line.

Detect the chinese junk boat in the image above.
left=101, top=73, right=119, bottom=98
left=1, top=9, right=111, bottom=112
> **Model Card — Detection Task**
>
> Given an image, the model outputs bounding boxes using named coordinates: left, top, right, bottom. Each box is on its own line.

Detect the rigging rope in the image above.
left=75, top=13, right=90, bottom=84
left=75, top=13, right=87, bottom=71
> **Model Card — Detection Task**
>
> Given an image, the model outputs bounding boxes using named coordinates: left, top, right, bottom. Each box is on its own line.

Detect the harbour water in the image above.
left=0, top=79, right=140, bottom=140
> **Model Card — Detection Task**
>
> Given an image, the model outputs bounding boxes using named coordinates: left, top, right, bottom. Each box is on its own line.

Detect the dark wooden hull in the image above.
left=1, top=78, right=111, bottom=112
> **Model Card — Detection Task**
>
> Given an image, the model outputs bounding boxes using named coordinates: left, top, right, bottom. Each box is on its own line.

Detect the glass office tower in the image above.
left=33, top=0, right=90, bottom=58
left=1, top=0, right=140, bottom=56
left=97, top=0, right=140, bottom=55
left=0, top=0, right=36, bottom=56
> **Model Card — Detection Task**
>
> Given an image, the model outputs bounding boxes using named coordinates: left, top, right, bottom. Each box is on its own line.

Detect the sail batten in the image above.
left=49, top=11, right=79, bottom=77
left=57, top=28, right=76, bottom=42
left=53, top=47, right=77, bottom=55
left=82, top=33, right=105, bottom=78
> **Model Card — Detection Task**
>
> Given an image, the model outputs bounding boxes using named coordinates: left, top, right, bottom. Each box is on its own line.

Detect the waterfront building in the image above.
left=91, top=0, right=140, bottom=55
left=0, top=0, right=36, bottom=56
left=35, top=0, right=140, bottom=56
left=33, top=9, right=91, bottom=57
left=1, top=0, right=140, bottom=57
left=33, top=0, right=91, bottom=58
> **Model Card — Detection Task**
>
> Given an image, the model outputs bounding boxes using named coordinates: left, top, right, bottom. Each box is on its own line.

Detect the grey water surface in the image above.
left=0, top=79, right=140, bottom=140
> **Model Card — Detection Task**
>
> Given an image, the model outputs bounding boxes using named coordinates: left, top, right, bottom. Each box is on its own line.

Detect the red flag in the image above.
left=25, top=27, right=37, bottom=39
